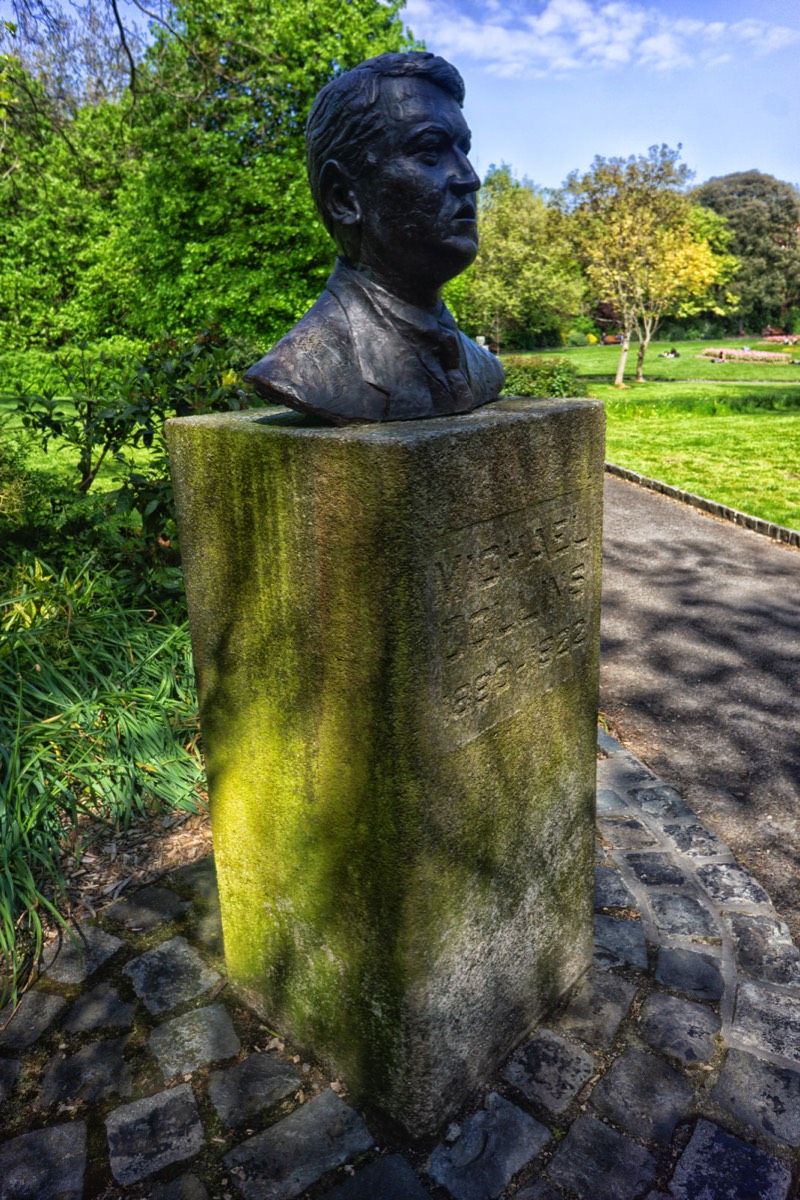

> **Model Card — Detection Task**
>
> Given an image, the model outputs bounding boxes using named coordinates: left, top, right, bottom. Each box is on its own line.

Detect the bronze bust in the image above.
left=244, top=52, right=505, bottom=424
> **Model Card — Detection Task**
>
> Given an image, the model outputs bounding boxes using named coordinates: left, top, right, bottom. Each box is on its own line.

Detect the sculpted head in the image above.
left=306, top=52, right=481, bottom=308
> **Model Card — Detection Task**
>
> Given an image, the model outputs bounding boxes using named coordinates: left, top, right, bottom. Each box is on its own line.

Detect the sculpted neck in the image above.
left=345, top=258, right=442, bottom=312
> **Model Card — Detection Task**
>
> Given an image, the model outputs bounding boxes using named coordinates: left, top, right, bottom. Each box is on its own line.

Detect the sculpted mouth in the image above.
left=453, top=202, right=477, bottom=222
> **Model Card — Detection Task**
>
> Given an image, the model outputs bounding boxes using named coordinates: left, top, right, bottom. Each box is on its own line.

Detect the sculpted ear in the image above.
left=320, top=159, right=362, bottom=229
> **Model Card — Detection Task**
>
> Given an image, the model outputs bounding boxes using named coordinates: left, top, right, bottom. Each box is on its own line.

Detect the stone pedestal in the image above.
left=166, top=398, right=604, bottom=1136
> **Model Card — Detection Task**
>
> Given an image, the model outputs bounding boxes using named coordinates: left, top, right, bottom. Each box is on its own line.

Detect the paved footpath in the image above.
left=2, top=734, right=800, bottom=1200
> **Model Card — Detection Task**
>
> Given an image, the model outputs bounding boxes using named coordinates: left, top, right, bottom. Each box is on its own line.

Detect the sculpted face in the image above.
left=349, top=75, right=480, bottom=308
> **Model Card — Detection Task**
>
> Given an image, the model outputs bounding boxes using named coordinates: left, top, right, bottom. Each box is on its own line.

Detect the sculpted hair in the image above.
left=306, top=51, right=465, bottom=239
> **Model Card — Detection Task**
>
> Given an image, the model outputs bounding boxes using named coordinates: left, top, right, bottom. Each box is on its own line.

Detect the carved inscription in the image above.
left=429, top=493, right=595, bottom=746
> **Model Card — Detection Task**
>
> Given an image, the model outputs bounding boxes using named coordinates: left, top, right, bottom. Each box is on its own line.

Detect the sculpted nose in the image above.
left=451, top=151, right=480, bottom=196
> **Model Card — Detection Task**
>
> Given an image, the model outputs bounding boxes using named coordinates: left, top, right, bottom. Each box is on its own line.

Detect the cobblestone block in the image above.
left=224, top=1089, right=373, bottom=1200
left=639, top=992, right=720, bottom=1064
left=724, top=913, right=800, bottom=986
left=697, top=862, right=770, bottom=906
left=208, top=1052, right=300, bottom=1126
left=596, top=787, right=628, bottom=814
left=106, top=1083, right=205, bottom=1184
left=428, top=1092, right=550, bottom=1200
left=663, top=822, right=729, bottom=859
left=655, top=947, right=724, bottom=1001
left=556, top=970, right=637, bottom=1047
left=732, top=982, right=800, bottom=1065
left=194, top=908, right=224, bottom=954
left=0, top=1057, right=21, bottom=1105
left=624, top=853, right=686, bottom=887
left=589, top=1047, right=691, bottom=1144
left=595, top=865, right=636, bottom=910
left=36, top=1033, right=132, bottom=1108
left=40, top=924, right=123, bottom=985
left=669, top=1119, right=791, bottom=1200
left=172, top=856, right=219, bottom=905
left=649, top=893, right=718, bottom=939
left=503, top=1028, right=594, bottom=1115
left=596, top=755, right=656, bottom=793
left=149, top=1004, right=240, bottom=1080
left=150, top=1175, right=210, bottom=1200
left=628, top=786, right=693, bottom=819
left=61, top=981, right=136, bottom=1033
left=0, top=1120, right=87, bottom=1200
left=596, top=729, right=624, bottom=755
left=546, top=1114, right=656, bottom=1200
left=105, top=885, right=190, bottom=932
left=598, top=817, right=657, bottom=849
left=0, top=991, right=66, bottom=1052
left=593, top=915, right=648, bottom=969
left=711, top=1048, right=800, bottom=1147
left=321, top=1154, right=431, bottom=1199
left=123, top=936, right=219, bottom=1015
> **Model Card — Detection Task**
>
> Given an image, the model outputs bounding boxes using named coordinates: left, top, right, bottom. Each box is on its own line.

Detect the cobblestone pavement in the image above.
left=2, top=734, right=800, bottom=1200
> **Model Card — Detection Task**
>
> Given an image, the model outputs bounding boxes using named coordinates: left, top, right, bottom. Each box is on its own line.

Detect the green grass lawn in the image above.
left=513, top=341, right=800, bottom=530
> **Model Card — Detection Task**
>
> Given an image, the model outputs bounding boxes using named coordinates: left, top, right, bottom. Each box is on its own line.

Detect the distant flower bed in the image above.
left=700, top=348, right=791, bottom=363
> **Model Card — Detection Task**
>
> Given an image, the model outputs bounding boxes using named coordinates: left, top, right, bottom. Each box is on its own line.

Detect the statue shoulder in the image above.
left=458, top=331, right=505, bottom=402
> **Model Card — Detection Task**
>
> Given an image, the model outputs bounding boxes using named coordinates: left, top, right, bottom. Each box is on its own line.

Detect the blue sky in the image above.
left=400, top=0, right=800, bottom=190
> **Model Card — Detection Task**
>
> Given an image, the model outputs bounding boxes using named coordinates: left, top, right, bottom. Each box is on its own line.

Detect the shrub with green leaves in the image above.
left=500, top=355, right=585, bottom=398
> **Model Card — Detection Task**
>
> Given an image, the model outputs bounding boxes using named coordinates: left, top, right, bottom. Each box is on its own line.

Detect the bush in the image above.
left=500, top=355, right=585, bottom=398
left=566, top=329, right=589, bottom=346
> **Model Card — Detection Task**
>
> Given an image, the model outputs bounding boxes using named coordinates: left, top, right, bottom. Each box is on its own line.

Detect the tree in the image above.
left=562, top=145, right=735, bottom=383
left=445, top=164, right=583, bottom=351
left=692, top=171, right=800, bottom=333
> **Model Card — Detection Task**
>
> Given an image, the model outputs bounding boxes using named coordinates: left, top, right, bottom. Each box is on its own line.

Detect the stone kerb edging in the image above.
left=605, top=462, right=800, bottom=548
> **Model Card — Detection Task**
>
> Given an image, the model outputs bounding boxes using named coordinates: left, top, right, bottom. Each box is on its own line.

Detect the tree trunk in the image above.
left=614, top=332, right=631, bottom=386
left=635, top=336, right=648, bottom=381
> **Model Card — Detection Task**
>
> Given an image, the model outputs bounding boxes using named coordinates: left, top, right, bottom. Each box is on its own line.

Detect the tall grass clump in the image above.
left=0, top=553, right=204, bottom=1004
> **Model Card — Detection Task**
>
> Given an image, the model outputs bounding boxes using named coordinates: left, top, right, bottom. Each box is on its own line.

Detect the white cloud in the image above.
left=400, top=0, right=800, bottom=77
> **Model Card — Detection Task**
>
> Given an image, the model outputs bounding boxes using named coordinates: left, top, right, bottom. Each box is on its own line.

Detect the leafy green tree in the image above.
left=446, top=164, right=583, bottom=351
left=692, top=171, right=800, bottom=333
left=563, top=145, right=736, bottom=383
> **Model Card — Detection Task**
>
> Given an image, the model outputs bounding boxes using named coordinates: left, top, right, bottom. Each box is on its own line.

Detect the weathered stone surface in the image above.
left=149, top=1004, right=240, bottom=1080
left=150, top=1175, right=210, bottom=1200
left=596, top=728, right=624, bottom=755
left=223, top=1089, right=373, bottom=1200
left=628, top=786, right=693, bottom=819
left=123, top=935, right=219, bottom=1015
left=169, top=401, right=603, bottom=1135
left=0, top=990, right=66, bottom=1052
left=649, top=893, right=718, bottom=939
left=655, top=947, right=724, bottom=1001
left=557, top=969, right=637, bottom=1047
left=321, top=1155, right=431, bottom=1199
left=598, top=817, right=657, bottom=849
left=36, top=1033, right=132, bottom=1107
left=711, top=1049, right=800, bottom=1147
left=194, top=908, right=224, bottom=954
left=502, top=1029, right=594, bottom=1114
left=595, top=865, right=635, bottom=910
left=696, top=862, right=770, bottom=906
left=40, top=924, right=123, bottom=984
left=732, top=981, right=800, bottom=1064
left=428, top=1092, right=550, bottom=1200
left=62, top=981, right=136, bottom=1033
left=172, top=856, right=219, bottom=904
left=724, top=913, right=800, bottom=985
left=546, top=1114, right=656, bottom=1200
left=208, top=1052, right=300, bottom=1126
left=589, top=1047, right=691, bottom=1143
left=106, top=1083, right=205, bottom=1184
left=0, top=1121, right=87, bottom=1200
left=662, top=822, right=728, bottom=860
left=639, top=992, right=720, bottom=1064
left=105, top=884, right=190, bottom=931
left=593, top=914, right=648, bottom=969
left=624, top=853, right=686, bottom=887
left=596, top=786, right=628, bottom=814
left=514, top=1182, right=564, bottom=1200
left=669, top=1119, right=791, bottom=1200
left=0, top=1057, right=21, bottom=1104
